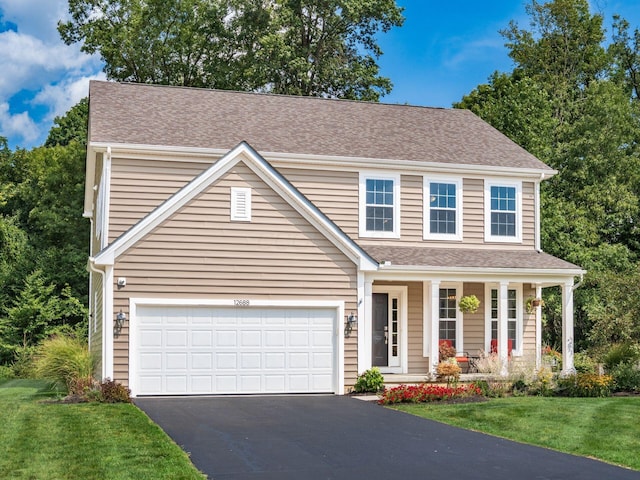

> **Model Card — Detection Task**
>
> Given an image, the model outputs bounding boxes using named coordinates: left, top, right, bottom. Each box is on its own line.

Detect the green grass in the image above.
left=393, top=396, right=640, bottom=470
left=0, top=379, right=205, bottom=479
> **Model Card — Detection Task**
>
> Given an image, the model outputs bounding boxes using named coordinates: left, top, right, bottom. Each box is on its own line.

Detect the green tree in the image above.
left=59, top=0, right=404, bottom=100
left=45, top=98, right=88, bottom=147
left=0, top=271, right=86, bottom=364
left=458, top=0, right=640, bottom=349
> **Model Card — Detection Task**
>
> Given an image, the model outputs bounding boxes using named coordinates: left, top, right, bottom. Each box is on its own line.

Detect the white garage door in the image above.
left=132, top=305, right=337, bottom=395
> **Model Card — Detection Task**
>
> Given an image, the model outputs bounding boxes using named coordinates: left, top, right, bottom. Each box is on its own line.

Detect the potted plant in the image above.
left=458, top=294, right=480, bottom=314
left=526, top=297, right=544, bottom=314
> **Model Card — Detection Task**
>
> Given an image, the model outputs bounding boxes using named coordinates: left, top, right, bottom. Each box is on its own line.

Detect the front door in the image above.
left=372, top=293, right=388, bottom=366
left=372, top=292, right=401, bottom=369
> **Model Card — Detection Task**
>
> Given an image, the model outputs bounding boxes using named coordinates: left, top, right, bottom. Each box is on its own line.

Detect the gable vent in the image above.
left=231, top=187, right=252, bottom=221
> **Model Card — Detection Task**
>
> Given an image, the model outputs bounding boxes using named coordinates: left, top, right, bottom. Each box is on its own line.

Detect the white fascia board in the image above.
left=83, top=146, right=98, bottom=217
left=88, top=142, right=557, bottom=179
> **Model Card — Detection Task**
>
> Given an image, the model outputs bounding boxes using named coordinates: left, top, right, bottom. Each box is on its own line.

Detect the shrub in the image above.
left=353, top=367, right=385, bottom=393
left=439, top=342, right=456, bottom=361
left=0, top=365, right=15, bottom=380
left=573, top=351, right=596, bottom=374
left=473, top=351, right=504, bottom=375
left=609, top=363, right=640, bottom=393
left=526, top=367, right=556, bottom=396
left=436, top=358, right=461, bottom=385
left=603, top=343, right=640, bottom=371
left=98, top=379, right=132, bottom=403
left=33, top=334, right=96, bottom=394
left=11, top=347, right=36, bottom=378
left=378, top=383, right=481, bottom=405
left=556, top=373, right=613, bottom=397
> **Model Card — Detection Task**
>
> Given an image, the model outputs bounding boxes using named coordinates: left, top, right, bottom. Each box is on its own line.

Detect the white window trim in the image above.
left=484, top=283, right=523, bottom=356
left=484, top=179, right=522, bottom=243
left=439, top=282, right=464, bottom=354
left=359, top=171, right=401, bottom=239
left=230, top=187, right=252, bottom=221
left=423, top=175, right=463, bottom=241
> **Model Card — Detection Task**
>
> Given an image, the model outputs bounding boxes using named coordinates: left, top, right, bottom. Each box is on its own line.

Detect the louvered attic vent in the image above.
left=231, top=187, right=252, bottom=221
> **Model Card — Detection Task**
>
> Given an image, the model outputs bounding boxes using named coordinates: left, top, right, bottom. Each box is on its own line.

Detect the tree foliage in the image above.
left=458, top=0, right=640, bottom=349
left=59, top=0, right=404, bottom=100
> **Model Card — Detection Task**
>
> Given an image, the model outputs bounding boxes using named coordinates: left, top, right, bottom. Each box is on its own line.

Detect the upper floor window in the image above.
left=359, top=172, right=400, bottom=238
left=484, top=180, right=522, bottom=243
left=424, top=177, right=462, bottom=241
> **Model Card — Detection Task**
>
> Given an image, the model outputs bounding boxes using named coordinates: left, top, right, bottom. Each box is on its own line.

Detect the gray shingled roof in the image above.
left=364, top=246, right=582, bottom=271
left=88, top=81, right=553, bottom=171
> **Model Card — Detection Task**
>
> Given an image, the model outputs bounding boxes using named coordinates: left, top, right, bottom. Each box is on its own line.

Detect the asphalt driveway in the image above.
left=136, top=395, right=639, bottom=480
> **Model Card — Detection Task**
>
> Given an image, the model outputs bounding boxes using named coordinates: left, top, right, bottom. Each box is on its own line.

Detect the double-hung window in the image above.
left=439, top=288, right=458, bottom=348
left=424, top=177, right=462, bottom=240
left=485, top=180, right=521, bottom=242
left=359, top=172, right=400, bottom=238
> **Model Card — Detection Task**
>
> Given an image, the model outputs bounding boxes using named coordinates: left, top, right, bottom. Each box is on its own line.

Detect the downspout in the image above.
left=87, top=257, right=107, bottom=379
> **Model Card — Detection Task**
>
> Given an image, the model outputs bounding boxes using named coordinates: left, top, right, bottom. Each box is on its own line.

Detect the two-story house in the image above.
left=84, top=81, right=583, bottom=397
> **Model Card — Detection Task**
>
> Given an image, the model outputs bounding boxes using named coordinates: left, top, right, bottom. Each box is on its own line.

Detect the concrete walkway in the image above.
left=136, top=395, right=639, bottom=480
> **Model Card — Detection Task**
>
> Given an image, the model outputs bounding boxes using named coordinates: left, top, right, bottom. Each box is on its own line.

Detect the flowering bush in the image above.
left=439, top=342, right=457, bottom=360
left=378, top=383, right=482, bottom=405
left=556, top=373, right=613, bottom=397
left=436, top=358, right=461, bottom=385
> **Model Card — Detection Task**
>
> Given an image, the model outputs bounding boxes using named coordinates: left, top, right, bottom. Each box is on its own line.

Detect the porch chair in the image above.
left=490, top=339, right=513, bottom=356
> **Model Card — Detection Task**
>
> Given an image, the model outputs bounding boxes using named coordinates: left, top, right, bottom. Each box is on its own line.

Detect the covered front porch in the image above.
left=355, top=248, right=585, bottom=379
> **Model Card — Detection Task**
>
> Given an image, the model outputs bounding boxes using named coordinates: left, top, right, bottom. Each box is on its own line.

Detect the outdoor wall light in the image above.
left=344, top=313, right=357, bottom=338
left=115, top=310, right=127, bottom=335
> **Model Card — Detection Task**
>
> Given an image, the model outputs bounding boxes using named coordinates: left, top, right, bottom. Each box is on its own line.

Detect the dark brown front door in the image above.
left=372, top=293, right=388, bottom=366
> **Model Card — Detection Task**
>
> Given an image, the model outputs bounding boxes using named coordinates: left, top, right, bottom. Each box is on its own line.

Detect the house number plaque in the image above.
left=234, top=299, right=250, bottom=307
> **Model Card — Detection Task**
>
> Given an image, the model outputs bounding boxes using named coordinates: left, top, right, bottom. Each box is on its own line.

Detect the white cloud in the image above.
left=33, top=72, right=107, bottom=122
left=0, top=0, right=104, bottom=148
left=0, top=102, right=39, bottom=144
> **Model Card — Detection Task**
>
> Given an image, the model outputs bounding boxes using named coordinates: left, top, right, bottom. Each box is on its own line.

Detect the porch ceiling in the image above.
left=364, top=246, right=583, bottom=274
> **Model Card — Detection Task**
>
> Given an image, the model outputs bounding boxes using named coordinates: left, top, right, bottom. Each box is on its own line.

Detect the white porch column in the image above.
left=562, top=279, right=576, bottom=375
left=430, top=280, right=441, bottom=376
left=535, top=283, right=542, bottom=369
left=498, top=281, right=509, bottom=376
left=359, top=276, right=374, bottom=374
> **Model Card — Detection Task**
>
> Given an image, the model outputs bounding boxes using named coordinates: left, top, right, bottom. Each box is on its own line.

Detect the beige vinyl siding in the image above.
left=400, top=176, right=423, bottom=242
left=462, top=178, right=484, bottom=244
left=111, top=161, right=358, bottom=390
left=522, top=182, right=535, bottom=247
left=462, top=283, right=485, bottom=356
left=406, top=282, right=429, bottom=373
left=522, top=284, right=537, bottom=359
left=277, top=167, right=359, bottom=237
left=108, top=157, right=211, bottom=242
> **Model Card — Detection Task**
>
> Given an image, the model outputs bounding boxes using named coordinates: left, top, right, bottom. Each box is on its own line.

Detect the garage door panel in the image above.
left=135, top=305, right=336, bottom=395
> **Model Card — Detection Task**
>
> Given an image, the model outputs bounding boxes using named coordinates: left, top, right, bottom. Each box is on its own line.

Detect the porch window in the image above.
left=424, top=177, right=462, bottom=241
left=484, top=181, right=522, bottom=243
left=359, top=172, right=400, bottom=238
left=439, top=288, right=457, bottom=347
left=491, top=289, right=517, bottom=349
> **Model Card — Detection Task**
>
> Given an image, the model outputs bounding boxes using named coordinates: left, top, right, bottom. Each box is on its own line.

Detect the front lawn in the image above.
left=393, top=396, right=640, bottom=471
left=0, top=379, right=205, bottom=479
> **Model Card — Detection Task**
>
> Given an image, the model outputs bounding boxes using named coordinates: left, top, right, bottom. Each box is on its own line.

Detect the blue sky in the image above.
left=1, top=0, right=640, bottom=150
